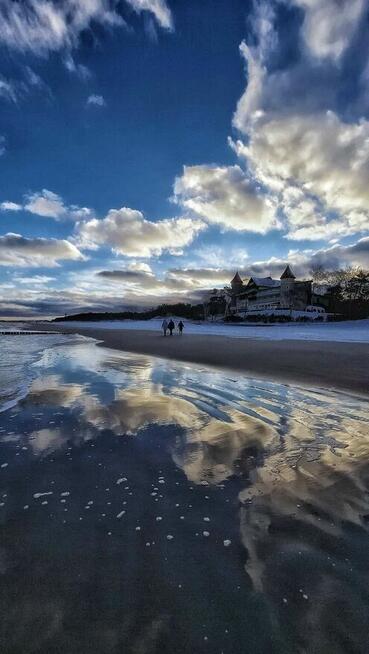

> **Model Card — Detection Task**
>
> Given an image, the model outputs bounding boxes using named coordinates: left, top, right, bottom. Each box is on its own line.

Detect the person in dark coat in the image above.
left=168, top=319, right=175, bottom=336
left=178, top=320, right=184, bottom=335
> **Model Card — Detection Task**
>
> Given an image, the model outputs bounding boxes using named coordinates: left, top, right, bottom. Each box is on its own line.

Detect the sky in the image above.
left=0, top=0, right=369, bottom=317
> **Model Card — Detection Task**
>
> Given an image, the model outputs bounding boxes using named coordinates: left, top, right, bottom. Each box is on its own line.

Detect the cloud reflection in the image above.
left=4, top=341, right=369, bottom=653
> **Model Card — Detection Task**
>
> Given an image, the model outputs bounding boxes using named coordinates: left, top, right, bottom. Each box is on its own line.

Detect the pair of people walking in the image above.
left=161, top=319, right=184, bottom=336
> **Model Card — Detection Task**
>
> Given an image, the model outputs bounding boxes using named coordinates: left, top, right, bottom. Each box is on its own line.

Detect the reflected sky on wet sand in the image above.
left=1, top=341, right=369, bottom=654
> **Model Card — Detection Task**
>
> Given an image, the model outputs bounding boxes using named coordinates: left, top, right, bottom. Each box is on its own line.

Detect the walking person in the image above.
left=161, top=318, right=168, bottom=336
left=178, top=320, right=184, bottom=335
left=168, top=319, right=175, bottom=336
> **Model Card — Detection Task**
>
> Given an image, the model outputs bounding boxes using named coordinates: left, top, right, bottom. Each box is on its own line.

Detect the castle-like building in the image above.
left=207, top=265, right=326, bottom=318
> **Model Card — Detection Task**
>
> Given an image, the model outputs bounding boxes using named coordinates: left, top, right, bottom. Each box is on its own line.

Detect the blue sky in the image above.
left=0, top=0, right=369, bottom=317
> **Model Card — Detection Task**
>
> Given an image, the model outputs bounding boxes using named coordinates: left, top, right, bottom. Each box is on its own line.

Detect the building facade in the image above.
left=207, top=266, right=326, bottom=319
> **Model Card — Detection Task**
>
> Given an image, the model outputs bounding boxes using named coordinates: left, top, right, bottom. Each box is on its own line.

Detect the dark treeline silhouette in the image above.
left=311, top=266, right=369, bottom=320
left=53, top=303, right=205, bottom=323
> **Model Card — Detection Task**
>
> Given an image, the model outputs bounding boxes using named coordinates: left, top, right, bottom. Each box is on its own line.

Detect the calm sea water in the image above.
left=0, top=326, right=89, bottom=412
left=0, top=336, right=369, bottom=653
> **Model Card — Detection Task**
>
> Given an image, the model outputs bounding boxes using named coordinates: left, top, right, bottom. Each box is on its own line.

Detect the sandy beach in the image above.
left=1, top=338, right=369, bottom=653
left=31, top=323, right=369, bottom=397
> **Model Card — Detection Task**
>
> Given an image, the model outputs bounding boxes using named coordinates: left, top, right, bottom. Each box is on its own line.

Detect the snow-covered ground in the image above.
left=53, top=318, right=369, bottom=343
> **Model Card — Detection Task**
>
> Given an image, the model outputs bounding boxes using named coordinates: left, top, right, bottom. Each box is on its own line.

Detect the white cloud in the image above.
left=126, top=0, right=173, bottom=31
left=94, top=263, right=238, bottom=307
left=0, top=77, right=17, bottom=102
left=233, top=41, right=266, bottom=133
left=63, top=236, right=369, bottom=303
left=16, top=275, right=56, bottom=285
left=87, top=94, right=106, bottom=107
left=0, top=1, right=124, bottom=57
left=166, top=267, right=244, bottom=288
left=290, top=0, right=365, bottom=61
left=0, top=136, right=5, bottom=156
left=173, top=164, right=277, bottom=233
left=1, top=235, right=368, bottom=317
left=128, top=261, right=153, bottom=273
left=0, top=233, right=85, bottom=267
left=0, top=68, right=51, bottom=104
left=233, top=1, right=276, bottom=131
left=64, top=54, right=91, bottom=79
left=235, top=111, right=369, bottom=240
left=246, top=236, right=369, bottom=279
left=76, top=207, right=205, bottom=258
left=98, top=265, right=237, bottom=292
left=232, top=4, right=367, bottom=131
left=24, top=189, right=66, bottom=219
left=0, top=201, right=22, bottom=211
left=1, top=189, right=93, bottom=221
left=0, top=1, right=172, bottom=58
left=228, top=0, right=369, bottom=242
left=194, top=245, right=249, bottom=268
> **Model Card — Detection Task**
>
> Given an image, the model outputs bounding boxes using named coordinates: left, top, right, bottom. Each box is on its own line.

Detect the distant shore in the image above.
left=29, top=322, right=369, bottom=397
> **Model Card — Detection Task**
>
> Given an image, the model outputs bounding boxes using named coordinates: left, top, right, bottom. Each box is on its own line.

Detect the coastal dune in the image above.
left=32, top=323, right=369, bottom=397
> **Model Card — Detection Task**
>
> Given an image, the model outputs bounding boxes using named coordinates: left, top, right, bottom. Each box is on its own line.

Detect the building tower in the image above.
left=230, top=272, right=244, bottom=313
left=280, top=265, right=296, bottom=309
left=230, top=271, right=243, bottom=294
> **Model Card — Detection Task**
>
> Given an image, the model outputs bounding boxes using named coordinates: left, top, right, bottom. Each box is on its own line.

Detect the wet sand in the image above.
left=1, top=342, right=369, bottom=653
left=33, top=324, right=369, bottom=397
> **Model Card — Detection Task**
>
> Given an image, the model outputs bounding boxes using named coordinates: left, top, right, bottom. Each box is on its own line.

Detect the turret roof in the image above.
left=280, top=265, right=296, bottom=280
left=231, top=271, right=243, bottom=284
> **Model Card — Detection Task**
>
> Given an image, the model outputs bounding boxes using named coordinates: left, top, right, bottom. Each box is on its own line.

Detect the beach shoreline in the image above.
left=27, top=323, right=369, bottom=398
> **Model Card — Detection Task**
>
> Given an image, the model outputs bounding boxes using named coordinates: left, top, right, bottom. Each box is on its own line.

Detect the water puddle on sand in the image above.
left=0, top=341, right=369, bottom=653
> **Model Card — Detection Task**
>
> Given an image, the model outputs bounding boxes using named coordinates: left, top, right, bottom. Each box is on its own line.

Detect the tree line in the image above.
left=311, top=266, right=369, bottom=319
left=54, top=303, right=205, bottom=322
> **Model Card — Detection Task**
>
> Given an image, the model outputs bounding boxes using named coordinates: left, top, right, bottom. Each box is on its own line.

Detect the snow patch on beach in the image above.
left=55, top=318, right=369, bottom=343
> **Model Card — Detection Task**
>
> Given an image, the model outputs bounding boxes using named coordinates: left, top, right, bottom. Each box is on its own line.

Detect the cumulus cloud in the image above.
left=87, top=94, right=106, bottom=107
left=0, top=233, right=85, bottom=267
left=290, top=0, right=365, bottom=61
left=233, top=1, right=276, bottom=131
left=1, top=235, right=368, bottom=317
left=1, top=189, right=92, bottom=221
left=76, top=207, right=205, bottom=257
left=242, top=237, right=369, bottom=280
left=173, top=165, right=277, bottom=233
left=0, top=201, right=22, bottom=211
left=230, top=0, right=369, bottom=241
left=311, top=236, right=369, bottom=270
left=233, top=7, right=369, bottom=128
left=234, top=111, right=369, bottom=239
left=60, top=237, right=369, bottom=305
left=25, top=189, right=67, bottom=219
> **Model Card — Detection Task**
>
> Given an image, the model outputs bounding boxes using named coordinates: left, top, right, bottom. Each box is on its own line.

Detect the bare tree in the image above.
left=310, top=265, right=369, bottom=317
left=344, top=269, right=369, bottom=302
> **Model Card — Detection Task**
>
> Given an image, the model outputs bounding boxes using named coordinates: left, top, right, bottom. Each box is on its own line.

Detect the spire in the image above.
left=280, top=265, right=296, bottom=280
left=231, top=271, right=242, bottom=285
